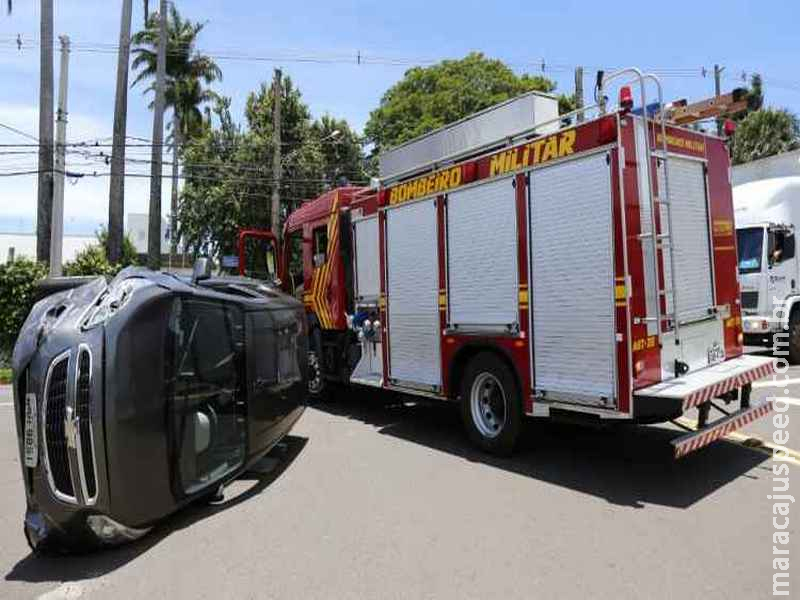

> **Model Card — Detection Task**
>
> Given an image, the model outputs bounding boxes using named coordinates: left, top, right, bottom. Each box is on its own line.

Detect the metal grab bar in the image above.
left=642, top=73, right=681, bottom=351
left=598, top=68, right=682, bottom=357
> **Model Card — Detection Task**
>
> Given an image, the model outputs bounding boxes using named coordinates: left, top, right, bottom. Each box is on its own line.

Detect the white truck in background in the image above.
left=733, top=175, right=800, bottom=360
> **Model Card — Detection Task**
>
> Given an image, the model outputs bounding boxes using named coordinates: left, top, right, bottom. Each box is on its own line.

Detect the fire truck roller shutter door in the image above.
left=354, top=216, right=380, bottom=302
left=531, top=152, right=617, bottom=405
left=386, top=198, right=442, bottom=388
left=447, top=176, right=518, bottom=329
left=659, top=157, right=715, bottom=324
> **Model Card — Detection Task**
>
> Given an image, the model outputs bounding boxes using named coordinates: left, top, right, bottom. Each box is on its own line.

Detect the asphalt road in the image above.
left=0, top=356, right=798, bottom=599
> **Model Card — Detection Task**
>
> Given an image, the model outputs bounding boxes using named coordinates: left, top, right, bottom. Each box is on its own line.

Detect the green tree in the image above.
left=245, top=75, right=327, bottom=213
left=311, top=114, right=368, bottom=185
left=746, top=74, right=764, bottom=114
left=179, top=97, right=258, bottom=258
left=96, top=228, right=139, bottom=267
left=132, top=4, right=222, bottom=141
left=364, top=52, right=561, bottom=152
left=179, top=76, right=365, bottom=259
left=0, top=258, right=48, bottom=357
left=63, top=230, right=138, bottom=277
left=63, top=245, right=116, bottom=277
left=732, top=108, right=800, bottom=165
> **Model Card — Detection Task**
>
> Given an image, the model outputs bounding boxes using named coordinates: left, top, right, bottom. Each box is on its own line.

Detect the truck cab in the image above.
left=734, top=177, right=800, bottom=357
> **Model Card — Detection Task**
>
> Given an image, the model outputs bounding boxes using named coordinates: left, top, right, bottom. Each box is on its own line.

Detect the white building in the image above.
left=125, top=213, right=170, bottom=254
left=0, top=233, right=95, bottom=265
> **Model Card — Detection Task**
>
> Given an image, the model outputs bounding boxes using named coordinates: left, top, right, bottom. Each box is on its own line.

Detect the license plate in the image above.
left=707, top=342, right=725, bottom=366
left=24, top=393, right=38, bottom=468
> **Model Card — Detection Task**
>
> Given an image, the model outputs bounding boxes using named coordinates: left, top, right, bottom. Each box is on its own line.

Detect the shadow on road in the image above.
left=315, top=389, right=768, bottom=510
left=4, top=435, right=307, bottom=585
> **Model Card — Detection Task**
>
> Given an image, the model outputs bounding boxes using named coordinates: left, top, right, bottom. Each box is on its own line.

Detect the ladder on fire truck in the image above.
left=599, top=69, right=683, bottom=358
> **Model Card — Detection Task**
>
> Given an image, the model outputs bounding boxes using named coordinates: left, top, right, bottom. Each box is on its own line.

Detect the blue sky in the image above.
left=1, top=0, right=798, bottom=234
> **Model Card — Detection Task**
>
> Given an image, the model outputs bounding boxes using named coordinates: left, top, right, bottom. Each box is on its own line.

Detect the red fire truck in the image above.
left=241, top=68, right=775, bottom=458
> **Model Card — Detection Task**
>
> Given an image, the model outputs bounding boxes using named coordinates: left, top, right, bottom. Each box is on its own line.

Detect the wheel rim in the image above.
left=470, top=372, right=507, bottom=439
left=308, top=351, right=323, bottom=396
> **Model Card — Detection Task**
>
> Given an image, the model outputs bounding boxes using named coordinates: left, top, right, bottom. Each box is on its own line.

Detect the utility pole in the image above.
left=147, top=0, right=167, bottom=270
left=107, top=0, right=133, bottom=264
left=49, top=35, right=70, bottom=277
left=574, top=66, right=584, bottom=123
left=36, top=0, right=54, bottom=264
left=271, top=68, right=282, bottom=243
left=714, top=64, right=725, bottom=136
left=170, top=111, right=180, bottom=267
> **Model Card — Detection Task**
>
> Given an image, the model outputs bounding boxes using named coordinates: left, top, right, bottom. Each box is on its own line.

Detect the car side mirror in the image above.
left=192, top=256, right=213, bottom=283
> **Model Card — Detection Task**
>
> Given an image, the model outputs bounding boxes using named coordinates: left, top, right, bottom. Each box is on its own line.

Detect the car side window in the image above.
left=168, top=298, right=246, bottom=495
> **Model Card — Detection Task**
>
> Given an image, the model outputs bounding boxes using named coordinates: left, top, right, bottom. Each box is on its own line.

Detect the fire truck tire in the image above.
left=788, top=309, right=800, bottom=365
left=460, top=352, right=522, bottom=456
left=307, top=328, right=327, bottom=402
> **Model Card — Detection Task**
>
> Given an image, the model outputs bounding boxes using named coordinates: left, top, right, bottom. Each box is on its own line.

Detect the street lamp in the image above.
left=282, top=129, right=342, bottom=165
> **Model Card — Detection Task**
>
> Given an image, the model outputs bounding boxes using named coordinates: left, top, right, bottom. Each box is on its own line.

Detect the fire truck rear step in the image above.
left=633, top=354, right=774, bottom=411
left=670, top=401, right=773, bottom=458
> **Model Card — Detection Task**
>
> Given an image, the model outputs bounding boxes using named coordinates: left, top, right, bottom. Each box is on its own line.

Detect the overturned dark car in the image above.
left=11, top=266, right=307, bottom=552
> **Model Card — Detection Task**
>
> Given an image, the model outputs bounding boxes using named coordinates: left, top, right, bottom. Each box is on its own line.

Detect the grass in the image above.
left=0, top=368, right=11, bottom=385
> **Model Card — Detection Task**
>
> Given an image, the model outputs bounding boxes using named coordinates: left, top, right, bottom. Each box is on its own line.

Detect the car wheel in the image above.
left=459, top=352, right=522, bottom=456
left=789, top=309, right=800, bottom=365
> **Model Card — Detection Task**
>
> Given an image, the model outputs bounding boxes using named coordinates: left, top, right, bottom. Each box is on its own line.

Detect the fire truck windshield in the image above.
left=736, top=226, right=764, bottom=274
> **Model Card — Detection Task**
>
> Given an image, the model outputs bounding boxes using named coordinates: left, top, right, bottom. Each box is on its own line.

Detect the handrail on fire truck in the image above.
left=599, top=68, right=682, bottom=358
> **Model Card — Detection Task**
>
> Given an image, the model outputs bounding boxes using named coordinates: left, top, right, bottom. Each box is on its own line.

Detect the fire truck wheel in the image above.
left=460, top=352, right=522, bottom=456
left=789, top=310, right=800, bottom=365
left=307, top=328, right=326, bottom=402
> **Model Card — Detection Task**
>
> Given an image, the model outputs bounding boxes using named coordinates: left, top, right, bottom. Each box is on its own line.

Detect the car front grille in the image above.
left=44, top=354, right=74, bottom=500
left=42, top=348, right=99, bottom=505
left=741, top=291, right=759, bottom=311
left=76, top=347, right=97, bottom=502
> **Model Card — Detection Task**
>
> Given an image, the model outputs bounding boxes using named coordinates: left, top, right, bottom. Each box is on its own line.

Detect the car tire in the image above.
left=788, top=309, right=800, bottom=365
left=459, top=352, right=522, bottom=456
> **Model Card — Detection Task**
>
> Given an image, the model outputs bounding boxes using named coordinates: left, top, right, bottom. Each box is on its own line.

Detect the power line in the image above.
left=0, top=120, right=39, bottom=142
left=3, top=33, right=800, bottom=92
left=0, top=167, right=367, bottom=186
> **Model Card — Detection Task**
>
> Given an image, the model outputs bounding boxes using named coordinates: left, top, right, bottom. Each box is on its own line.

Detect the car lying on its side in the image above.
left=11, top=266, right=307, bottom=552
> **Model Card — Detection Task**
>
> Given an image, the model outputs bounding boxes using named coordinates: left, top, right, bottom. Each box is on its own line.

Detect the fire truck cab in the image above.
left=243, top=68, right=775, bottom=458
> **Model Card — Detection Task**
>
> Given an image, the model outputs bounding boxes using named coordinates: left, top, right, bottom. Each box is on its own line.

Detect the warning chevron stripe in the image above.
left=310, top=194, right=340, bottom=329
left=673, top=402, right=774, bottom=458
left=681, top=361, right=775, bottom=411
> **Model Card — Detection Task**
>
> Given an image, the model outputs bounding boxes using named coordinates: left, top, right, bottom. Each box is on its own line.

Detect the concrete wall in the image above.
left=732, top=150, right=800, bottom=186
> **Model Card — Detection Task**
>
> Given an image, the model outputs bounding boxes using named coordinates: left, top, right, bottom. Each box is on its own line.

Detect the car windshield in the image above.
left=737, top=227, right=764, bottom=274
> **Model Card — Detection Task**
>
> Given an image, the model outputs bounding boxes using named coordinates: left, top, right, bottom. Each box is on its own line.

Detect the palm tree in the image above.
left=131, top=5, right=222, bottom=136
left=132, top=5, right=221, bottom=259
